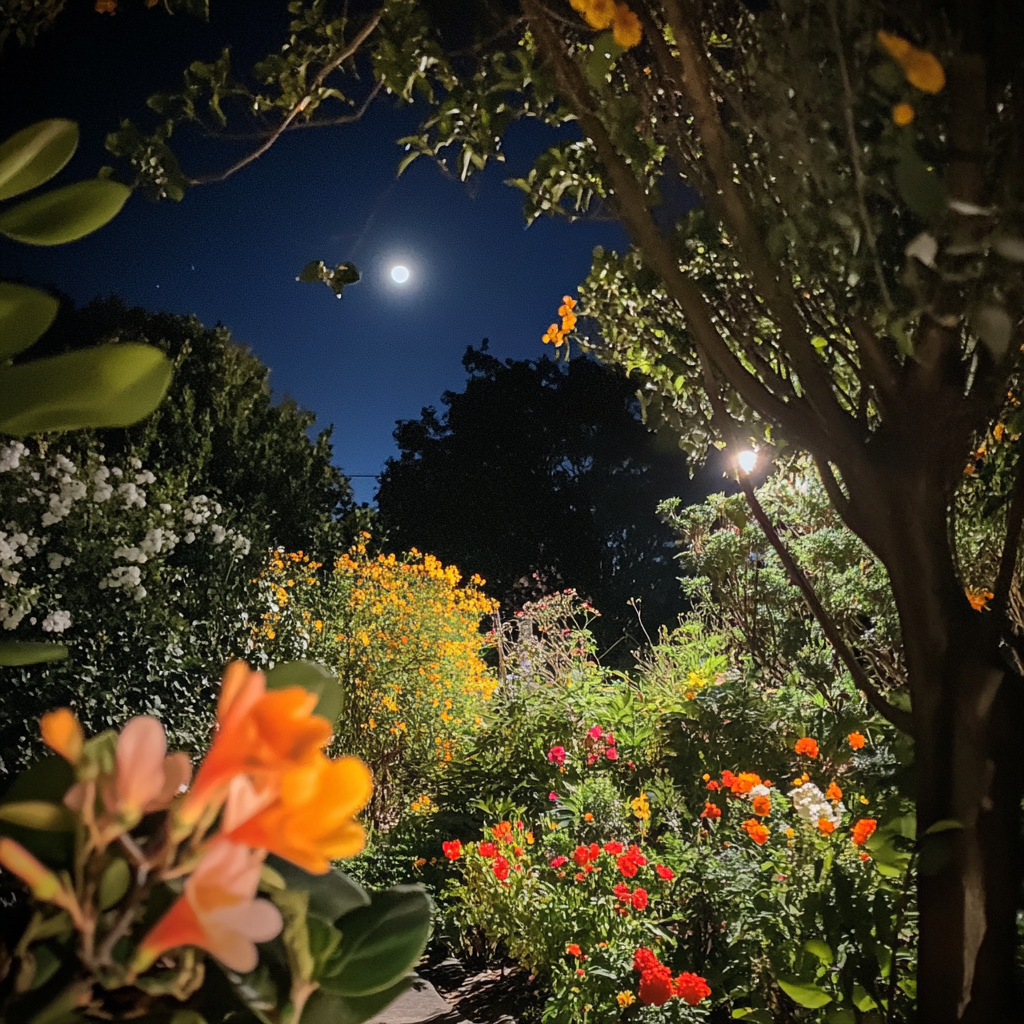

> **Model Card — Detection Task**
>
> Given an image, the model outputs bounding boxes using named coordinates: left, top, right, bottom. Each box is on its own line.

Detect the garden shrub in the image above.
left=250, top=538, right=499, bottom=823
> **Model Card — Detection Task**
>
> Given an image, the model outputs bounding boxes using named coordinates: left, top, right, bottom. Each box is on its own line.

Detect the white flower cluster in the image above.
left=0, top=441, right=29, bottom=473
left=40, top=456, right=89, bottom=526
left=41, top=609, right=72, bottom=633
left=114, top=527, right=180, bottom=564
left=787, top=781, right=845, bottom=828
left=0, top=528, right=41, bottom=587
left=182, top=496, right=251, bottom=554
left=99, top=564, right=147, bottom=601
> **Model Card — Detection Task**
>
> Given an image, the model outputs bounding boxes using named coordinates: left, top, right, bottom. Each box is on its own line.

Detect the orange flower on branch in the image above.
left=877, top=31, right=945, bottom=93
left=847, top=731, right=866, bottom=750
left=794, top=737, right=819, bottom=758
left=741, top=818, right=769, bottom=845
left=892, top=102, right=915, bottom=126
left=816, top=818, right=836, bottom=835
left=751, top=794, right=771, bottom=816
left=222, top=756, right=372, bottom=874
left=134, top=841, right=282, bottom=974
left=965, top=588, right=994, bottom=612
left=825, top=782, right=843, bottom=802
left=179, top=662, right=332, bottom=824
left=851, top=818, right=877, bottom=846
left=40, top=708, right=83, bottom=764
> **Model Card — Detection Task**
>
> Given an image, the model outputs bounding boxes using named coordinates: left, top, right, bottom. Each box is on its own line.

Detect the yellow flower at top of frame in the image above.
left=877, top=31, right=945, bottom=94
left=581, top=0, right=615, bottom=31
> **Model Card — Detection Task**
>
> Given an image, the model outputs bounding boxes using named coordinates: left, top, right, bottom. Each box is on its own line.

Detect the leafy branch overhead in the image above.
left=297, top=260, right=360, bottom=298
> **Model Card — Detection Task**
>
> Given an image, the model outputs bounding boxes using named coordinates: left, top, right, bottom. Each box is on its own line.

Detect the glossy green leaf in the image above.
left=0, top=178, right=130, bottom=245
left=0, top=758, right=76, bottom=866
left=301, top=977, right=413, bottom=1024
left=0, top=343, right=172, bottom=435
left=803, top=939, right=833, bottom=965
left=920, top=818, right=964, bottom=837
left=321, top=886, right=431, bottom=996
left=894, top=150, right=945, bottom=224
left=265, top=660, right=343, bottom=726
left=732, top=1011, right=773, bottom=1023
left=266, top=855, right=369, bottom=922
left=852, top=984, right=878, bottom=1011
left=0, top=641, right=68, bottom=665
left=585, top=32, right=625, bottom=89
left=826, top=1010, right=856, bottom=1024
left=0, top=801, right=74, bottom=831
left=0, top=119, right=78, bottom=201
left=0, top=283, right=59, bottom=360
left=777, top=976, right=833, bottom=1009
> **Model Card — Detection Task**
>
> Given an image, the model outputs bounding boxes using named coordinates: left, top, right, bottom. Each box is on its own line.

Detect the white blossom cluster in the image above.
left=787, top=781, right=846, bottom=828
left=0, top=440, right=254, bottom=632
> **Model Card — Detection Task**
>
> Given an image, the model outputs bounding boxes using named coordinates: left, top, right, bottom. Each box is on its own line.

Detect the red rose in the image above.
left=631, top=887, right=649, bottom=910
left=550, top=855, right=568, bottom=868
left=442, top=840, right=461, bottom=860
left=478, top=841, right=498, bottom=858
left=655, top=864, right=675, bottom=881
left=493, top=856, right=510, bottom=881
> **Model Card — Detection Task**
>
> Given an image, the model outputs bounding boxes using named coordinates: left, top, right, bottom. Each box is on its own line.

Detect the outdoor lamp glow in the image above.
left=736, top=449, right=758, bottom=474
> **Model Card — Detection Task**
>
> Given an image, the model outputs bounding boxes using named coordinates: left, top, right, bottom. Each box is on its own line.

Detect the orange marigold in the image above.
left=729, top=771, right=762, bottom=795
left=851, top=818, right=878, bottom=846
left=741, top=818, right=770, bottom=845
left=825, top=782, right=843, bottom=802
left=751, top=794, right=771, bottom=816
left=795, top=737, right=819, bottom=758
left=847, top=731, right=866, bottom=750
left=816, top=818, right=836, bottom=835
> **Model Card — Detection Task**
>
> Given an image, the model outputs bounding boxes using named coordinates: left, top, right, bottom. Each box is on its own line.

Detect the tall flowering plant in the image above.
left=0, top=661, right=431, bottom=1023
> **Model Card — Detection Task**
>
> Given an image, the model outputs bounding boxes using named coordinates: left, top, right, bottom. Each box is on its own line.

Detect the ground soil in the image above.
left=420, top=957, right=545, bottom=1024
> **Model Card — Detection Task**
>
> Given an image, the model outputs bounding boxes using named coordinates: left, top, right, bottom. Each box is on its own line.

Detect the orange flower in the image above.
left=558, top=296, right=577, bottom=316
left=542, top=323, right=565, bottom=347
left=0, top=839, right=85, bottom=928
left=729, top=771, right=762, bottom=795
left=582, top=0, right=615, bottom=31
left=751, top=794, right=771, bottom=817
left=222, top=756, right=372, bottom=874
left=877, top=31, right=945, bottom=93
left=851, top=818, right=877, bottom=846
left=135, top=841, right=282, bottom=974
left=847, top=731, right=866, bottom=750
left=816, top=818, right=836, bottom=835
left=794, top=737, right=819, bottom=758
left=965, top=588, right=994, bottom=612
left=825, top=782, right=843, bottom=802
left=179, top=662, right=332, bottom=824
left=700, top=800, right=722, bottom=820
left=40, top=708, right=83, bottom=763
left=612, top=4, right=642, bottom=49
left=892, top=102, right=915, bottom=126
left=741, top=818, right=769, bottom=845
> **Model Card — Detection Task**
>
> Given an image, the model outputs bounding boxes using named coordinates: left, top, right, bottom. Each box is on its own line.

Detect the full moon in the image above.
left=390, top=265, right=410, bottom=284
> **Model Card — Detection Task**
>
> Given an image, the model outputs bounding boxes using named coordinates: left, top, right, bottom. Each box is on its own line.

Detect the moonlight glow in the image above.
left=390, top=265, right=410, bottom=284
left=737, top=449, right=758, bottom=474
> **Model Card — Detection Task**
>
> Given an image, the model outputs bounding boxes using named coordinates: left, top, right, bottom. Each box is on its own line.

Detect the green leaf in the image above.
left=300, top=977, right=413, bottom=1024
left=265, top=661, right=343, bottom=726
left=0, top=283, right=60, bottom=360
left=732, top=1011, right=773, bottom=1023
left=893, top=150, right=945, bottom=224
left=0, top=641, right=68, bottom=666
left=266, top=856, right=369, bottom=922
left=0, top=178, right=130, bottom=245
left=0, top=120, right=78, bottom=201
left=0, top=801, right=74, bottom=831
left=852, top=983, right=878, bottom=1011
left=2, top=756, right=74, bottom=804
left=776, top=976, right=833, bottom=1009
left=803, top=939, right=834, bottom=965
left=0, top=343, right=172, bottom=435
left=921, top=818, right=964, bottom=837
left=811, top=335, right=828, bottom=350
left=826, top=1010, right=856, bottom=1024
left=99, top=857, right=131, bottom=910
left=584, top=32, right=625, bottom=89
left=321, top=886, right=431, bottom=996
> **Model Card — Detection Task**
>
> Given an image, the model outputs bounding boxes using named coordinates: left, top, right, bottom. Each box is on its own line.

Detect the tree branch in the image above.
left=659, top=0, right=851, bottom=438
left=521, top=0, right=825, bottom=452
left=188, top=9, right=384, bottom=186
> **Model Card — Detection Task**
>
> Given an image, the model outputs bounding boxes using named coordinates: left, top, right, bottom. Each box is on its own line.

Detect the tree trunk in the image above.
left=858, top=464, right=1023, bottom=1023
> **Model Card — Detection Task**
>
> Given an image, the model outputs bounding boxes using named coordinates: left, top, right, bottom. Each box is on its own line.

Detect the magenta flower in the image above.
left=548, top=745, right=567, bottom=765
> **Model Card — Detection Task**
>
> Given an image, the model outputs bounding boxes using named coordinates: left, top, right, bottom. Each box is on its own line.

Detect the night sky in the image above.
left=0, top=3, right=629, bottom=503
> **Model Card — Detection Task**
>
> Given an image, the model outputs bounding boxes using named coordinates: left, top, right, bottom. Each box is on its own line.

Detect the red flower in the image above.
left=604, top=733, right=616, bottom=746
left=655, top=864, right=675, bottom=881
left=588, top=725, right=603, bottom=739
left=633, top=947, right=661, bottom=972
left=572, top=845, right=591, bottom=867
left=492, top=856, right=510, bottom=880
left=613, top=882, right=632, bottom=900
left=639, top=965, right=675, bottom=1006
left=478, top=841, right=498, bottom=858
left=617, top=854, right=638, bottom=878
left=603, top=841, right=624, bottom=855
left=700, top=801, right=722, bottom=820
left=795, top=737, right=819, bottom=758
left=720, top=770, right=737, bottom=788
left=550, top=855, right=568, bottom=868
left=674, top=972, right=711, bottom=1006
left=705, top=779, right=721, bottom=791
left=547, top=745, right=567, bottom=764
left=513, top=846, right=524, bottom=856
left=851, top=818, right=877, bottom=846
left=566, top=942, right=582, bottom=957
left=492, top=821, right=513, bottom=840
left=588, top=842, right=600, bottom=862
left=442, top=839, right=462, bottom=860
left=574, top=872, right=586, bottom=882
left=605, top=747, right=619, bottom=761
left=631, top=887, right=649, bottom=910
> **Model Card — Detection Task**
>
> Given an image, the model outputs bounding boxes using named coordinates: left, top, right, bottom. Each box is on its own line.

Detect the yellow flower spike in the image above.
left=877, top=31, right=945, bottom=93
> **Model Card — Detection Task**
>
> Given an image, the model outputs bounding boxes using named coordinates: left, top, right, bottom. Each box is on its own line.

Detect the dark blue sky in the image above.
left=0, top=4, right=628, bottom=503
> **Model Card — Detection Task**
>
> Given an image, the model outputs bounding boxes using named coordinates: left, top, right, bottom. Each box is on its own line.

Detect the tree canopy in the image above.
left=376, top=346, right=699, bottom=653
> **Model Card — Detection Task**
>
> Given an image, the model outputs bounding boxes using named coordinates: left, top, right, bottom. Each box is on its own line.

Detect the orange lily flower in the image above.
left=135, top=840, right=282, bottom=974
left=40, top=708, right=84, bottom=763
left=179, top=662, right=332, bottom=824
left=222, top=755, right=372, bottom=873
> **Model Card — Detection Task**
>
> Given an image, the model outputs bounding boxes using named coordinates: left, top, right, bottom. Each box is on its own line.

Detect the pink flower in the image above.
left=604, top=733, right=616, bottom=746
left=549, top=791, right=559, bottom=801
left=550, top=856, right=568, bottom=868
left=605, top=747, right=619, bottom=761
left=547, top=745, right=567, bottom=765
left=588, top=724, right=604, bottom=740
left=134, top=841, right=282, bottom=974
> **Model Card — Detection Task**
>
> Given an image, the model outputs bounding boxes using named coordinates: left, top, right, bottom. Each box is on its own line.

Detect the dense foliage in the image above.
left=376, top=347, right=696, bottom=655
